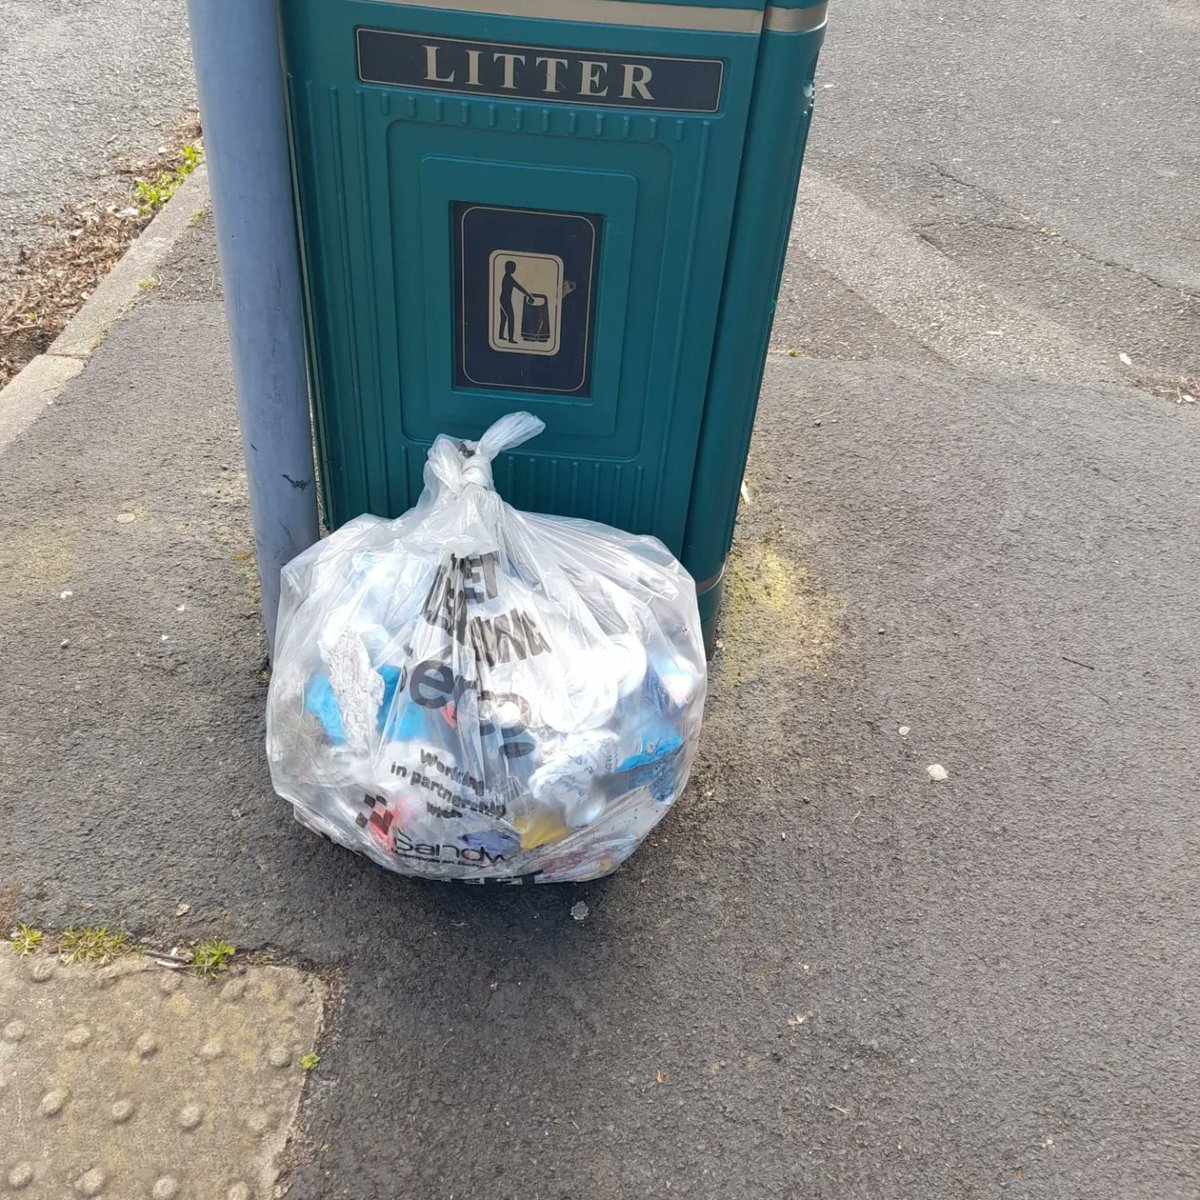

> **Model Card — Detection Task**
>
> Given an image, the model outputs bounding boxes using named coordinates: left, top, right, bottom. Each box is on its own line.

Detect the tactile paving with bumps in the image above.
left=0, top=945, right=323, bottom=1198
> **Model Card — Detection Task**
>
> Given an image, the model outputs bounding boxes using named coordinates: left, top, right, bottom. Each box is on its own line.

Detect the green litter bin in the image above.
left=279, top=0, right=829, bottom=648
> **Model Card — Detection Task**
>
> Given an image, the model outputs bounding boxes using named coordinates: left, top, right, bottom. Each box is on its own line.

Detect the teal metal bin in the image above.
left=279, top=0, right=828, bottom=648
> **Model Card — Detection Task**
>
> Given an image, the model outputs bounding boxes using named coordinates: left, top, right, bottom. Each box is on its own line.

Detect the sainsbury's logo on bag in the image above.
left=392, top=829, right=511, bottom=868
left=421, top=551, right=551, bottom=667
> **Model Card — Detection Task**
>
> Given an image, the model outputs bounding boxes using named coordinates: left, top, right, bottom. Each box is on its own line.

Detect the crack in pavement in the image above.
left=794, top=168, right=1120, bottom=381
left=923, top=160, right=1200, bottom=302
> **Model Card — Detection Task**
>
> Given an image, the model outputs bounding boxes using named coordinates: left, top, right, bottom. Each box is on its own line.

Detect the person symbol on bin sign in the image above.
left=498, top=260, right=531, bottom=345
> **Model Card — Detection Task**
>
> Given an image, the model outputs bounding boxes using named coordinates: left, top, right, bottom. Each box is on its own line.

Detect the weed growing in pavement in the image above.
left=60, top=926, right=129, bottom=965
left=300, top=1052, right=320, bottom=1072
left=192, top=938, right=236, bottom=979
left=135, top=143, right=204, bottom=215
left=9, top=923, right=44, bottom=956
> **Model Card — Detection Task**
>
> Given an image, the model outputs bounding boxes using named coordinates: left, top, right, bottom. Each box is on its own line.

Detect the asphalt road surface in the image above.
left=813, top=0, right=1200, bottom=287
left=0, top=0, right=195, bottom=268
left=793, top=0, right=1200, bottom=380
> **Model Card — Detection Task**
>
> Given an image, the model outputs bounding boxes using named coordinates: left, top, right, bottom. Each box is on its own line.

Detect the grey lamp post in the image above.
left=186, top=0, right=320, bottom=654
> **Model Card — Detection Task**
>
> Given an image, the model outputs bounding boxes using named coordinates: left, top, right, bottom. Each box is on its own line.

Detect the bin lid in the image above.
left=608, top=1, right=831, bottom=34
left=397, top=0, right=828, bottom=35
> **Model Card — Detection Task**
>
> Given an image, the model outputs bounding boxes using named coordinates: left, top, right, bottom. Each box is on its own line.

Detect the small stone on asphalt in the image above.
left=927, top=764, right=949, bottom=782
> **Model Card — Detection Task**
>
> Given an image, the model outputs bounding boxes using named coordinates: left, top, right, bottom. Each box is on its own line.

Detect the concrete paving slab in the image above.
left=0, top=946, right=323, bottom=1200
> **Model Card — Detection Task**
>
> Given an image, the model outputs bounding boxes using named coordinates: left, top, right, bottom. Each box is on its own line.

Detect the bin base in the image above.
left=696, top=566, right=725, bottom=659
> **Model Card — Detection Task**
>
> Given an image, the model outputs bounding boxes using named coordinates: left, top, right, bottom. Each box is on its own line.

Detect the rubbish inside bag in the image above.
left=266, top=412, right=707, bottom=883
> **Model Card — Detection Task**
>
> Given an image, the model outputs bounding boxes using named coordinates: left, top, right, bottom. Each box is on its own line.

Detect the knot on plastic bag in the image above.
left=425, top=412, right=546, bottom=497
left=456, top=446, right=497, bottom=492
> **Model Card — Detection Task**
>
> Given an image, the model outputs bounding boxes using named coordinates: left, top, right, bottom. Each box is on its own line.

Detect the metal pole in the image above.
left=186, top=0, right=319, bottom=655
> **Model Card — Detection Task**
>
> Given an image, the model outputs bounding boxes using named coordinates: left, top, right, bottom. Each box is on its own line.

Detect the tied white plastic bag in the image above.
left=266, top=413, right=707, bottom=883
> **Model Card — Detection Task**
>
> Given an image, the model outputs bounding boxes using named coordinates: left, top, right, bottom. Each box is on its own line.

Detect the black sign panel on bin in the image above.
left=357, top=28, right=724, bottom=113
left=453, top=202, right=603, bottom=398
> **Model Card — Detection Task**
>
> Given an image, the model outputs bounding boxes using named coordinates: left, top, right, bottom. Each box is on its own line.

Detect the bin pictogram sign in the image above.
left=454, top=202, right=602, bottom=397
left=489, top=250, right=564, bottom=356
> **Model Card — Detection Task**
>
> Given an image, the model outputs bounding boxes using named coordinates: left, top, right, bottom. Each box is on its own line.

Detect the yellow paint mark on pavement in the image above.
left=720, top=541, right=845, bottom=690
